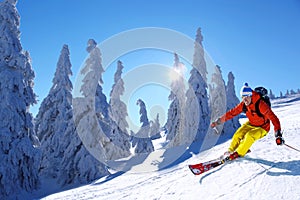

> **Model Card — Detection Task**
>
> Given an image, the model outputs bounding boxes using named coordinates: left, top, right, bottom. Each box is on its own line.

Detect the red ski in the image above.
left=188, top=158, right=225, bottom=175
left=188, top=151, right=248, bottom=175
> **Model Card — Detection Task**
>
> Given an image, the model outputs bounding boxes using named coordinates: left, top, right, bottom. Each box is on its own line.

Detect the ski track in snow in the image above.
left=40, top=95, right=300, bottom=200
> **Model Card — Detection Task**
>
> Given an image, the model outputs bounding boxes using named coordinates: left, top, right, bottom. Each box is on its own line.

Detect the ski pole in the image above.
left=283, top=143, right=300, bottom=152
left=213, top=127, right=219, bottom=134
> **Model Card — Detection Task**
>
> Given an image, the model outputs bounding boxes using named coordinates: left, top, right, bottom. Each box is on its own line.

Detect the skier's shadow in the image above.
left=199, top=164, right=226, bottom=184
left=245, top=157, right=300, bottom=176
left=199, top=158, right=300, bottom=184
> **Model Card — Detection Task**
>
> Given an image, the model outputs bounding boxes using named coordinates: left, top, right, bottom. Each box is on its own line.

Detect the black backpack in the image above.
left=243, top=86, right=271, bottom=117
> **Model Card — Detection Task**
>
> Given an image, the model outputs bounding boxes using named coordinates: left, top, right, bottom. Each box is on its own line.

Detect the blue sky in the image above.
left=16, top=0, right=300, bottom=127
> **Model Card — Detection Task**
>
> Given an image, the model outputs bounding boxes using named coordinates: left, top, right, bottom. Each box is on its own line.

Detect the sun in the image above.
left=168, top=62, right=186, bottom=82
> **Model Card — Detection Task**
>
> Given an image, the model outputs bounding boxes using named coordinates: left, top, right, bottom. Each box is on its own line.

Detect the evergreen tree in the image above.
left=193, top=28, right=207, bottom=82
left=132, top=99, right=154, bottom=154
left=280, top=91, right=283, bottom=98
left=35, top=44, right=109, bottom=185
left=269, top=89, right=276, bottom=99
left=35, top=45, right=73, bottom=179
left=285, top=89, right=290, bottom=97
left=107, top=60, right=131, bottom=159
left=81, top=39, right=105, bottom=99
left=73, top=39, right=109, bottom=166
left=59, top=116, right=109, bottom=186
left=150, top=114, right=161, bottom=140
left=165, top=53, right=186, bottom=146
left=209, top=65, right=226, bottom=135
left=109, top=61, right=129, bottom=133
left=184, top=28, right=210, bottom=143
left=73, top=39, right=124, bottom=163
left=222, top=72, right=240, bottom=135
left=74, top=39, right=110, bottom=160
left=0, top=0, right=40, bottom=197
left=290, top=89, right=296, bottom=95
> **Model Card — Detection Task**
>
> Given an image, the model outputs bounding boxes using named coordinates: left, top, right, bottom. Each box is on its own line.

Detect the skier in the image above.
left=211, top=83, right=284, bottom=160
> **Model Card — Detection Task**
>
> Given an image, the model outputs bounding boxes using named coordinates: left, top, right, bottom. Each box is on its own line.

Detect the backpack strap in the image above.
left=243, top=99, right=268, bottom=118
left=255, top=99, right=270, bottom=126
left=255, top=99, right=263, bottom=118
left=243, top=98, right=270, bottom=126
left=242, top=103, right=247, bottom=113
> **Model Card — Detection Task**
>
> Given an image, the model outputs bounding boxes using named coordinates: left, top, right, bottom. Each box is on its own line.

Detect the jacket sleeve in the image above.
left=259, top=101, right=281, bottom=132
left=220, top=102, right=244, bottom=123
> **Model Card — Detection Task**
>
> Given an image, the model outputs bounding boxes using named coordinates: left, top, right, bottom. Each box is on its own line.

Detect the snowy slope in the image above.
left=40, top=95, right=300, bottom=200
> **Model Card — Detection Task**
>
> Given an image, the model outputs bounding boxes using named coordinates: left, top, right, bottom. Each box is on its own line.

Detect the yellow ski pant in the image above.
left=229, top=121, right=268, bottom=156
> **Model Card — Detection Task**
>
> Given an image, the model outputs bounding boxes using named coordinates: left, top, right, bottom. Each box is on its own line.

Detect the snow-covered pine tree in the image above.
left=290, top=89, right=296, bottom=95
left=84, top=39, right=110, bottom=128
left=109, top=61, right=129, bottom=133
left=285, top=90, right=290, bottom=97
left=0, top=0, right=40, bottom=197
left=193, top=28, right=207, bottom=82
left=107, top=60, right=131, bottom=159
left=269, top=89, right=276, bottom=99
left=58, top=114, right=109, bottom=186
left=208, top=65, right=226, bottom=135
left=280, top=91, right=283, bottom=98
left=81, top=39, right=105, bottom=99
left=222, top=72, right=240, bottom=136
left=35, top=45, right=73, bottom=179
left=132, top=99, right=154, bottom=154
left=36, top=45, right=109, bottom=184
left=184, top=28, right=210, bottom=143
left=74, top=39, right=126, bottom=163
left=23, top=51, right=40, bottom=147
left=165, top=53, right=186, bottom=146
left=150, top=113, right=161, bottom=140
left=75, top=39, right=109, bottom=159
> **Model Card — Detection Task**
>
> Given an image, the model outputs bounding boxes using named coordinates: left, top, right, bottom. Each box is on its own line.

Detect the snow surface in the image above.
left=40, top=94, right=300, bottom=200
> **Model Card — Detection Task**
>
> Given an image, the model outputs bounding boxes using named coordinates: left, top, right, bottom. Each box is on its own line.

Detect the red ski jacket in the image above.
left=220, top=91, right=281, bottom=132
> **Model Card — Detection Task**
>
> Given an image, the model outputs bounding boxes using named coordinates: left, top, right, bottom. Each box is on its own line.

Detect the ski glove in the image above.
left=211, top=118, right=222, bottom=128
left=275, top=130, right=284, bottom=145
